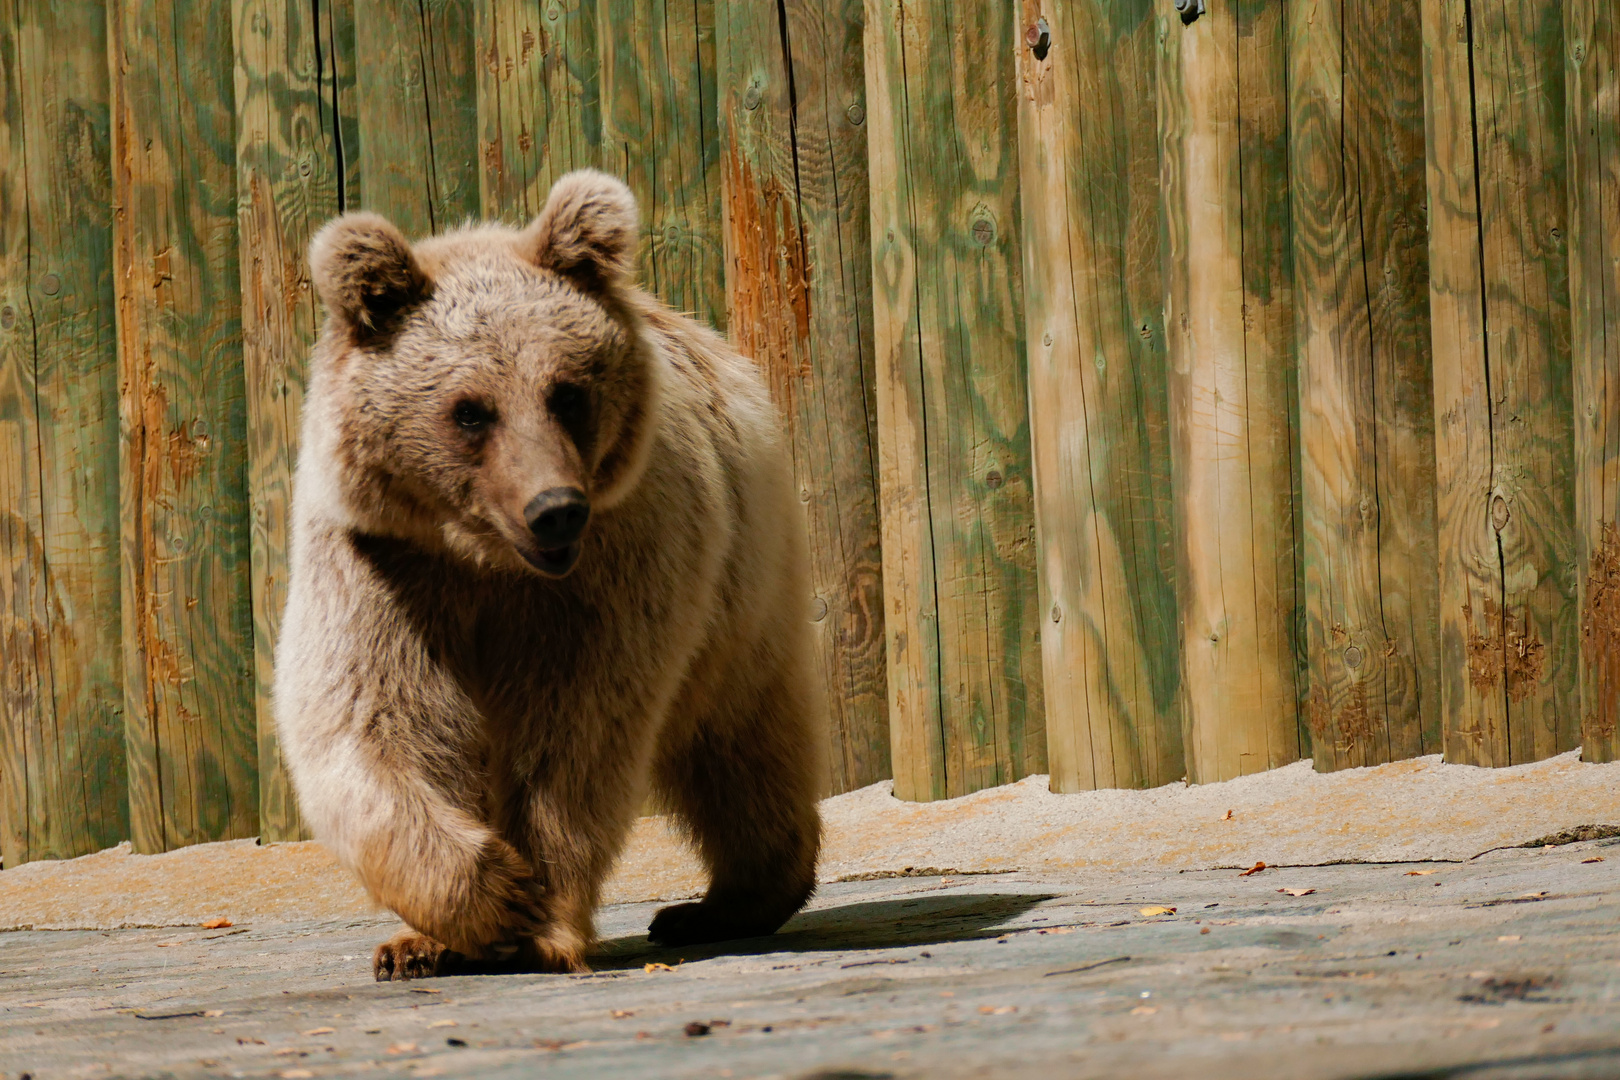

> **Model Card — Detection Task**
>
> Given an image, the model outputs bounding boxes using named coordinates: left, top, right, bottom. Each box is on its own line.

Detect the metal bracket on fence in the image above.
left=1175, top=0, right=1205, bottom=25
left=1025, top=17, right=1051, bottom=61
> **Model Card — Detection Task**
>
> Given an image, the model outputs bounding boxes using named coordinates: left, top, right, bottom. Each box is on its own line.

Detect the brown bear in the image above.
left=274, top=170, right=824, bottom=979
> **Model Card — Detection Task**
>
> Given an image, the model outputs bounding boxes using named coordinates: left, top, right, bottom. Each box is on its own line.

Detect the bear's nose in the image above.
left=525, top=487, right=590, bottom=548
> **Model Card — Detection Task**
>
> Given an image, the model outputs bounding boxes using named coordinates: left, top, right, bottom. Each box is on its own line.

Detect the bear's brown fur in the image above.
left=275, top=171, right=824, bottom=980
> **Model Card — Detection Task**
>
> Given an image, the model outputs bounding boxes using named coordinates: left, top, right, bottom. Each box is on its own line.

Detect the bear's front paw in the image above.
left=647, top=900, right=783, bottom=947
left=374, top=930, right=460, bottom=981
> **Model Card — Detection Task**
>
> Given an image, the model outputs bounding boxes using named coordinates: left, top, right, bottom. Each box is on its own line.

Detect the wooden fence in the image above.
left=0, top=0, right=1615, bottom=865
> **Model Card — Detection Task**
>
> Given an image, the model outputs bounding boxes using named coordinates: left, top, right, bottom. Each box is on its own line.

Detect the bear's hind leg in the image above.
left=648, top=676, right=821, bottom=947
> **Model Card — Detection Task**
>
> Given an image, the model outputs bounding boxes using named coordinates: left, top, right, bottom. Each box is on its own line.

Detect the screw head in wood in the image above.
left=972, top=217, right=995, bottom=246
left=40, top=273, right=60, bottom=295
left=987, top=470, right=1003, bottom=489
left=846, top=103, right=865, bottom=126
left=1026, top=18, right=1051, bottom=60
left=1344, top=645, right=1363, bottom=669
left=744, top=83, right=762, bottom=110
left=810, top=596, right=828, bottom=622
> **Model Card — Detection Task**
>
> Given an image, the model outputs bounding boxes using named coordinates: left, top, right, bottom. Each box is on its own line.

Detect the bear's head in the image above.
left=306, top=171, right=658, bottom=578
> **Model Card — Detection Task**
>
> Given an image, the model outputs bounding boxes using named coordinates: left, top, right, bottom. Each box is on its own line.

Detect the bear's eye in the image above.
left=549, top=383, right=590, bottom=425
left=451, top=400, right=495, bottom=432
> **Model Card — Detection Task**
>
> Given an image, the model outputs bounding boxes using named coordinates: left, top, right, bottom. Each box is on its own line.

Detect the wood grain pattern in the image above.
left=1014, top=0, right=1182, bottom=791
left=718, top=0, right=888, bottom=794
left=1158, top=0, right=1303, bottom=784
left=234, top=0, right=354, bottom=842
left=478, top=0, right=600, bottom=221
left=1290, top=0, right=1440, bottom=771
left=355, top=0, right=478, bottom=236
left=1568, top=0, right=1620, bottom=763
left=599, top=0, right=726, bottom=328
left=865, top=0, right=1045, bottom=801
left=110, top=0, right=260, bottom=852
left=0, top=0, right=127, bottom=866
left=1422, top=0, right=1578, bottom=767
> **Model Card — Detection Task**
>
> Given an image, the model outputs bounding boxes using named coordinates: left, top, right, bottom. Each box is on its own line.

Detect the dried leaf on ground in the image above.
left=1278, top=888, right=1315, bottom=897
left=1138, top=906, right=1176, bottom=917
left=978, top=1005, right=1016, bottom=1015
left=200, top=917, right=233, bottom=929
left=428, top=1019, right=457, bottom=1028
left=1497, top=935, right=1521, bottom=943
left=611, top=1010, right=635, bottom=1019
left=644, top=962, right=679, bottom=973
left=300, top=1027, right=333, bottom=1036
left=1582, top=856, right=1605, bottom=864
left=1130, top=1005, right=1158, bottom=1015
left=1222, top=810, right=1234, bottom=821
left=385, top=1043, right=419, bottom=1054
left=1238, top=862, right=1266, bottom=877
left=1405, top=869, right=1437, bottom=876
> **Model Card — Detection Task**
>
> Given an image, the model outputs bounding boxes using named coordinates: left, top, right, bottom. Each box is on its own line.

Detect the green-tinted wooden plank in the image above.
left=1422, top=0, right=1577, bottom=767
left=0, top=0, right=127, bottom=866
left=478, top=0, right=600, bottom=221
left=234, top=0, right=354, bottom=843
left=355, top=0, right=478, bottom=236
left=1158, top=0, right=1303, bottom=784
left=1568, top=0, right=1620, bottom=763
left=599, top=0, right=725, bottom=328
left=717, top=0, right=888, bottom=794
left=1014, top=0, right=1182, bottom=792
left=110, top=0, right=258, bottom=852
left=865, top=0, right=1044, bottom=801
left=1290, top=0, right=1440, bottom=770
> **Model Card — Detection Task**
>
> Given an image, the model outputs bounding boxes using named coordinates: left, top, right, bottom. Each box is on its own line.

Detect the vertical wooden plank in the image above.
left=1014, top=0, right=1183, bottom=792
left=1158, top=0, right=1302, bottom=784
left=1422, top=0, right=1577, bottom=767
left=355, top=0, right=478, bottom=236
left=599, top=0, right=726, bottom=328
left=1290, top=0, right=1440, bottom=770
left=109, top=0, right=259, bottom=853
left=478, top=0, right=600, bottom=221
left=234, top=0, right=355, bottom=843
left=1568, top=0, right=1620, bottom=762
left=0, top=0, right=126, bottom=866
left=865, top=0, right=1044, bottom=800
left=717, top=0, right=889, bottom=793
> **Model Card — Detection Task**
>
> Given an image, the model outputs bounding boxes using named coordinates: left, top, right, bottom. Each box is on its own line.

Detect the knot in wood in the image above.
left=0, top=306, right=13, bottom=329
left=1050, top=603, right=1062, bottom=624
left=40, top=273, right=60, bottom=295
left=1490, top=494, right=1511, bottom=532
left=971, top=217, right=995, bottom=246
left=744, top=83, right=762, bottom=111
left=986, top=470, right=1003, bottom=489
left=1343, top=645, right=1363, bottom=669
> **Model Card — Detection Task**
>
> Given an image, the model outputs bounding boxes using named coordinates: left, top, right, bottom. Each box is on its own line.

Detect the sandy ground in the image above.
left=2, top=750, right=1615, bottom=930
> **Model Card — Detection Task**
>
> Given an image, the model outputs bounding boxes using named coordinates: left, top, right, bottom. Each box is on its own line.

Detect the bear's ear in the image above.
left=521, top=170, right=639, bottom=290
left=309, top=212, right=430, bottom=342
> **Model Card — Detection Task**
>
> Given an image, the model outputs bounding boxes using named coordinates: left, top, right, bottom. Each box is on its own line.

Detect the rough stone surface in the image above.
left=3, top=754, right=1620, bottom=1077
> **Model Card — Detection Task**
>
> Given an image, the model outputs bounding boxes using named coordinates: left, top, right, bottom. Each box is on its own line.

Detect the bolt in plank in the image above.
left=478, top=0, right=601, bottom=221
left=355, top=0, right=478, bottom=237
left=109, top=0, right=259, bottom=851
left=1158, top=0, right=1303, bottom=783
left=717, top=0, right=889, bottom=793
left=1015, top=0, right=1183, bottom=792
left=234, top=0, right=356, bottom=842
left=0, top=0, right=127, bottom=866
left=1568, top=0, right=1620, bottom=764
left=1422, top=0, right=1578, bottom=767
left=1289, top=0, right=1440, bottom=770
left=865, top=0, right=1045, bottom=800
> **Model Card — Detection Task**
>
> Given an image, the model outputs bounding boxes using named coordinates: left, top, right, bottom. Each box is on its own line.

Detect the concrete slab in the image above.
left=4, top=839, right=1620, bottom=1079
